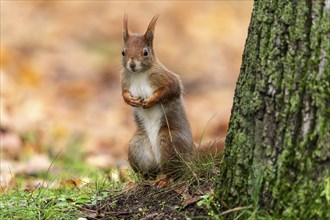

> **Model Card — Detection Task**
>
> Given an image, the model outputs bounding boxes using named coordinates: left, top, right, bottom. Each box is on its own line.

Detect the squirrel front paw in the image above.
left=123, top=91, right=143, bottom=107
left=126, top=96, right=143, bottom=107
left=128, top=97, right=143, bottom=107
left=142, top=97, right=157, bottom=109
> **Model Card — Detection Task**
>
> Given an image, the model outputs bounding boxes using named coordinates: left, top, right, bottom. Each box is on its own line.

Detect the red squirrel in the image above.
left=121, top=15, right=222, bottom=179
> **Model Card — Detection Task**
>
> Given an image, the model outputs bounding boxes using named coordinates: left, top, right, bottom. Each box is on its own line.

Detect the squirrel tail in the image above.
left=195, top=137, right=225, bottom=160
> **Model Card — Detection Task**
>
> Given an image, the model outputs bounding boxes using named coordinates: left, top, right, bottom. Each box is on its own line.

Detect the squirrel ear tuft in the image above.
left=123, top=13, right=130, bottom=42
left=144, top=15, right=160, bottom=45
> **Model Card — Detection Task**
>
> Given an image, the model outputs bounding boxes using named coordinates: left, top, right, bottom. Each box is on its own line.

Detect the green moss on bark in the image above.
left=217, top=0, right=330, bottom=219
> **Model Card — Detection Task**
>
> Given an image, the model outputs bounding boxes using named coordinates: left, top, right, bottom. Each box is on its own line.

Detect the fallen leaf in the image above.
left=122, top=181, right=136, bottom=191
left=0, top=130, right=22, bottom=159
left=16, top=154, right=51, bottom=175
left=59, top=179, right=83, bottom=189
left=85, top=154, right=116, bottom=169
left=182, top=195, right=201, bottom=206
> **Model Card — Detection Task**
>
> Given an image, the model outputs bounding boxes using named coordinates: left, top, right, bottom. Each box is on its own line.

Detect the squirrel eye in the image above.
left=122, top=49, right=125, bottom=56
left=143, top=49, right=148, bottom=56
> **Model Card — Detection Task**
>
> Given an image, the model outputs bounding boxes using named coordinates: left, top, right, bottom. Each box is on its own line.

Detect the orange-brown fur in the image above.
left=120, top=15, right=195, bottom=179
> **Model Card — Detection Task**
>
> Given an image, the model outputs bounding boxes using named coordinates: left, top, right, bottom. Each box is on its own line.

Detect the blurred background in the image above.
left=1, top=1, right=253, bottom=189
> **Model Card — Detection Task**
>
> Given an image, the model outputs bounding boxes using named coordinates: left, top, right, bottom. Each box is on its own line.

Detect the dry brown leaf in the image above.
left=122, top=181, right=136, bottom=191
left=182, top=195, right=201, bottom=206
left=16, top=154, right=51, bottom=175
left=85, top=154, right=116, bottom=169
left=59, top=178, right=83, bottom=189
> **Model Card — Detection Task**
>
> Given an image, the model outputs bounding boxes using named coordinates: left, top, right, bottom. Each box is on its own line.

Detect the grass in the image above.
left=0, top=159, right=122, bottom=220
left=0, top=134, right=123, bottom=220
left=0, top=176, right=118, bottom=220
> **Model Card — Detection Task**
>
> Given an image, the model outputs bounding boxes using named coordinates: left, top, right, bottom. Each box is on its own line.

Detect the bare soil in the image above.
left=81, top=182, right=213, bottom=220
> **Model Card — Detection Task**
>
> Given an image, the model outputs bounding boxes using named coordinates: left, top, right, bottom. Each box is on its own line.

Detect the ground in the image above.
left=81, top=181, right=214, bottom=220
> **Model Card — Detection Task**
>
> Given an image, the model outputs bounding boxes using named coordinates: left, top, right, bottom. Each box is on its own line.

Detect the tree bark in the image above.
left=217, top=0, right=330, bottom=218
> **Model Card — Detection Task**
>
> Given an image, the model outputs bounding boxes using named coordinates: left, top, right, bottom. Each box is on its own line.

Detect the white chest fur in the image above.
left=130, top=73, right=162, bottom=163
left=129, top=73, right=152, bottom=99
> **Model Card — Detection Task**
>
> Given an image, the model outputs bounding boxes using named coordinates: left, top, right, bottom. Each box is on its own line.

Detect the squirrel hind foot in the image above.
left=153, top=176, right=171, bottom=188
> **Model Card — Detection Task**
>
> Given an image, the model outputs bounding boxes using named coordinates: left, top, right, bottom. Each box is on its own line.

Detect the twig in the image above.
left=198, top=112, right=217, bottom=148
left=160, top=102, right=173, bottom=143
left=220, top=205, right=252, bottom=216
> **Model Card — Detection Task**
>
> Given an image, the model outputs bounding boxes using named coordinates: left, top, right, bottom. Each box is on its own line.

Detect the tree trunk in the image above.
left=217, top=0, right=329, bottom=218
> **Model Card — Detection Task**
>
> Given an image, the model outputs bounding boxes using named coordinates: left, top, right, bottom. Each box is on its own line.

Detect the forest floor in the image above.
left=81, top=181, right=213, bottom=219
left=79, top=150, right=228, bottom=219
left=1, top=174, right=219, bottom=220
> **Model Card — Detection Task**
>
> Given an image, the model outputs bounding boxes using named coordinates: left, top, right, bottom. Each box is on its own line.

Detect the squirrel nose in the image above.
left=130, top=63, right=136, bottom=70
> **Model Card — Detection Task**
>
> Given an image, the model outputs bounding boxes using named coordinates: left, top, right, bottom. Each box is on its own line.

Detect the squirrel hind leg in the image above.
left=158, top=127, right=195, bottom=179
left=129, top=154, right=160, bottom=180
left=128, top=131, right=160, bottom=179
left=128, top=159, right=159, bottom=180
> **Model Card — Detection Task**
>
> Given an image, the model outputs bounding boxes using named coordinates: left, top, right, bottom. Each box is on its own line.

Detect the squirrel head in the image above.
left=122, top=14, right=159, bottom=73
